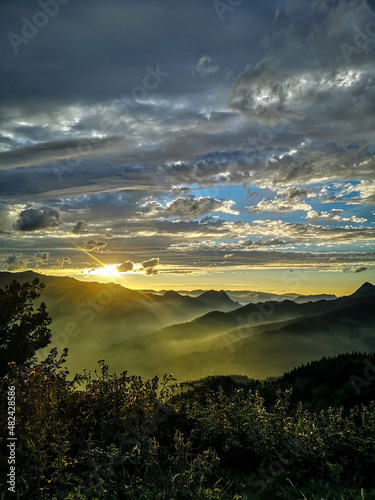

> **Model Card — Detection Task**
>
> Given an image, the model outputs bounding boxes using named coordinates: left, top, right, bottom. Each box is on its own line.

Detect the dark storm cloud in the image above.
left=0, top=0, right=275, bottom=179
left=72, top=220, right=89, bottom=234
left=0, top=0, right=271, bottom=109
left=14, top=205, right=63, bottom=231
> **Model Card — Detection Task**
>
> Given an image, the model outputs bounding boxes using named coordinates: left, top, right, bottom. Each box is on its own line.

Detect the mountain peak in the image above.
left=163, top=290, right=182, bottom=300
left=198, top=289, right=235, bottom=305
left=351, top=282, right=375, bottom=299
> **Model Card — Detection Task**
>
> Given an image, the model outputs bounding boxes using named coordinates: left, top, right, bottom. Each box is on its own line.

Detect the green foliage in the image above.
left=1, top=350, right=375, bottom=499
left=274, top=352, right=375, bottom=410
left=0, top=278, right=52, bottom=375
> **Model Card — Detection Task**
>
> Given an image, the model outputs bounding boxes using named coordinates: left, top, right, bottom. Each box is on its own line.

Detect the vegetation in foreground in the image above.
left=0, top=279, right=375, bottom=499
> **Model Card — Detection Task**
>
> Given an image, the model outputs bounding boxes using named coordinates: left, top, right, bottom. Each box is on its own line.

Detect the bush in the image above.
left=1, top=350, right=374, bottom=499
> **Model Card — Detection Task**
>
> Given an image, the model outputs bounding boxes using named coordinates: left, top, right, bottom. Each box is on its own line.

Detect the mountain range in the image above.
left=0, top=271, right=374, bottom=381
left=141, top=288, right=337, bottom=305
left=107, top=282, right=375, bottom=380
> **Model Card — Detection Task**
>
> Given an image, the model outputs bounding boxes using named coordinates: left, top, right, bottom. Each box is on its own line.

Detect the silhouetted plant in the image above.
left=0, top=278, right=51, bottom=376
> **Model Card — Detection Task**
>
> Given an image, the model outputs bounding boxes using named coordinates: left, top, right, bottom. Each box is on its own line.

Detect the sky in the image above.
left=0, top=0, right=375, bottom=295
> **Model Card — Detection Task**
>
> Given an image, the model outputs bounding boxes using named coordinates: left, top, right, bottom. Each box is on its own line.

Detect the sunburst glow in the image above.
left=83, top=264, right=121, bottom=278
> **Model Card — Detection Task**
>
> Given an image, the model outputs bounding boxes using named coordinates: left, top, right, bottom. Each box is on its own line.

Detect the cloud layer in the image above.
left=0, top=0, right=374, bottom=285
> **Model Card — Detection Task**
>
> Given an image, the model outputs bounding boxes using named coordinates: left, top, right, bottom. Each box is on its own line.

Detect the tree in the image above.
left=0, top=278, right=52, bottom=375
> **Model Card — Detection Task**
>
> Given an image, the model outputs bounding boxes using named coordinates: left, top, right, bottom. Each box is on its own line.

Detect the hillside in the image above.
left=1, top=272, right=373, bottom=381
left=0, top=271, right=240, bottom=375
left=2, top=351, right=375, bottom=499
left=111, top=283, right=375, bottom=380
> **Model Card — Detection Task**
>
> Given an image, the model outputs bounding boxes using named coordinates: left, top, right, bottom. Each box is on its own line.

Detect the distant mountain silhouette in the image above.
left=162, top=290, right=182, bottom=300
left=114, top=282, right=375, bottom=380
left=294, top=293, right=336, bottom=304
left=197, top=290, right=239, bottom=310
left=350, top=282, right=375, bottom=299
left=141, top=288, right=338, bottom=304
left=1, top=271, right=373, bottom=381
left=147, top=288, right=240, bottom=312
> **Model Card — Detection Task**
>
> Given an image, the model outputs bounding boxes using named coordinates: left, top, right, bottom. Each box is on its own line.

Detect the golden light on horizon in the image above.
left=82, top=264, right=121, bottom=278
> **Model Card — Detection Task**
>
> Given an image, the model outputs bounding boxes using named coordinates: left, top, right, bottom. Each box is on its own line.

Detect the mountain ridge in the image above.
left=1, top=271, right=373, bottom=380
left=106, top=281, right=375, bottom=380
left=350, top=281, right=375, bottom=299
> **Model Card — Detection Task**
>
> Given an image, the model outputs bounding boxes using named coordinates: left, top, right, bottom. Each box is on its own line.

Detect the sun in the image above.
left=83, top=264, right=121, bottom=278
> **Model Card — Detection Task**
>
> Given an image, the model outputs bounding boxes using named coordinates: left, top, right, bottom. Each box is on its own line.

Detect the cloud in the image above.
left=230, top=61, right=375, bottom=147
left=34, top=251, right=49, bottom=267
left=345, top=180, right=375, bottom=204
left=307, top=209, right=344, bottom=221
left=1, top=0, right=374, bottom=278
left=354, top=266, right=368, bottom=273
left=247, top=197, right=312, bottom=213
left=306, top=209, right=367, bottom=224
left=57, top=257, right=73, bottom=268
left=195, top=55, right=219, bottom=77
left=14, top=206, right=63, bottom=231
left=169, top=240, right=217, bottom=252
left=117, top=258, right=159, bottom=275
left=0, top=201, right=15, bottom=231
left=278, top=187, right=316, bottom=199
left=165, top=240, right=375, bottom=270
left=142, top=195, right=239, bottom=219
left=141, top=257, right=160, bottom=275
left=81, top=239, right=108, bottom=252
left=254, top=238, right=288, bottom=247
left=72, top=220, right=89, bottom=234
left=250, top=219, right=375, bottom=244
left=35, top=251, right=49, bottom=261
left=117, top=260, right=134, bottom=272
left=228, top=57, right=302, bottom=124
left=6, top=253, right=28, bottom=271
